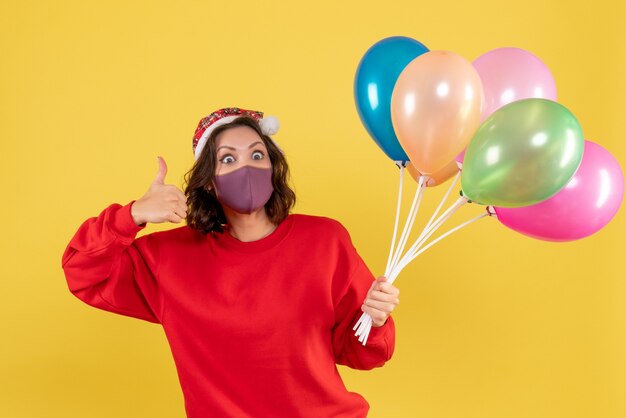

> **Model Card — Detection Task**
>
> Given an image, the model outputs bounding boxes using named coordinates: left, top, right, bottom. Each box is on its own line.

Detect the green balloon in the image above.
left=461, top=99, right=584, bottom=207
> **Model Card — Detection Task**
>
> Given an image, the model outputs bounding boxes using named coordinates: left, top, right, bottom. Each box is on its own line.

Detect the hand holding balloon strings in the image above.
left=353, top=170, right=488, bottom=345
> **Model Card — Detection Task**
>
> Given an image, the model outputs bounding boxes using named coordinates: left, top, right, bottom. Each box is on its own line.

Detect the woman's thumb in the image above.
left=153, top=156, right=168, bottom=185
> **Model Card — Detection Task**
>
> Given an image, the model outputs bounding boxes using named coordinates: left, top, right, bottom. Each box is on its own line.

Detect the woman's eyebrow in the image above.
left=216, top=145, right=237, bottom=152
left=216, top=142, right=264, bottom=152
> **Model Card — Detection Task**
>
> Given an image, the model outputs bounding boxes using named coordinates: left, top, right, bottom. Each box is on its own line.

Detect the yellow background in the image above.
left=1, top=0, right=625, bottom=417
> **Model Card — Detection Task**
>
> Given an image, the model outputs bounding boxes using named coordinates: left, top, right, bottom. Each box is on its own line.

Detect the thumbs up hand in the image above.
left=130, top=156, right=188, bottom=226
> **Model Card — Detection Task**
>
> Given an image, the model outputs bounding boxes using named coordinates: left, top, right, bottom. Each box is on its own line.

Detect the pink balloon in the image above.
left=493, top=141, right=624, bottom=242
left=455, top=149, right=465, bottom=169
left=456, top=48, right=556, bottom=167
left=473, top=47, right=557, bottom=121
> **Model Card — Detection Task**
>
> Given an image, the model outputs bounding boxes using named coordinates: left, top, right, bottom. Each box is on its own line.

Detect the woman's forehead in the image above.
left=215, top=126, right=265, bottom=150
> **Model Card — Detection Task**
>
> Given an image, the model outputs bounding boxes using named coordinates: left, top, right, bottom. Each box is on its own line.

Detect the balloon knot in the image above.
left=458, top=190, right=473, bottom=203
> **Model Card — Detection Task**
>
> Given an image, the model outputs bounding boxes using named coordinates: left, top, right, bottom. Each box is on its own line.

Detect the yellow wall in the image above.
left=2, top=0, right=625, bottom=417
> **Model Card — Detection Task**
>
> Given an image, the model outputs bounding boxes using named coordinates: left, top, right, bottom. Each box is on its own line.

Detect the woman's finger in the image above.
left=176, top=201, right=188, bottom=216
left=175, top=188, right=187, bottom=203
left=369, top=290, right=400, bottom=304
left=167, top=210, right=184, bottom=223
left=363, top=298, right=396, bottom=313
left=361, top=306, right=390, bottom=326
left=376, top=282, right=400, bottom=296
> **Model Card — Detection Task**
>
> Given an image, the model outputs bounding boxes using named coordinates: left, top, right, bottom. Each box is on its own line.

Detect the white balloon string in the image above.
left=355, top=172, right=478, bottom=345
left=354, top=312, right=371, bottom=335
left=357, top=198, right=480, bottom=346
left=393, top=212, right=488, bottom=276
left=389, top=176, right=427, bottom=273
left=388, top=176, right=422, bottom=273
left=358, top=316, right=371, bottom=337
left=360, top=326, right=370, bottom=345
left=354, top=312, right=368, bottom=334
left=396, top=172, right=462, bottom=273
left=356, top=314, right=370, bottom=335
left=390, top=196, right=468, bottom=282
left=384, top=165, right=406, bottom=277
left=359, top=183, right=465, bottom=345
left=355, top=313, right=372, bottom=346
left=353, top=312, right=365, bottom=331
left=355, top=163, right=406, bottom=346
left=424, top=170, right=461, bottom=233
left=359, top=317, right=372, bottom=345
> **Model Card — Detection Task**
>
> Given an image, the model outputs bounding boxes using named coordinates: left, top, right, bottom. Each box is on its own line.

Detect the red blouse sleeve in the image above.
left=61, top=201, right=163, bottom=324
left=330, top=221, right=396, bottom=370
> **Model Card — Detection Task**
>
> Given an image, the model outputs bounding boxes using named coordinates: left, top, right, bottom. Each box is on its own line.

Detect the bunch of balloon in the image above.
left=352, top=43, right=624, bottom=345
left=353, top=40, right=485, bottom=344
left=459, top=49, right=623, bottom=241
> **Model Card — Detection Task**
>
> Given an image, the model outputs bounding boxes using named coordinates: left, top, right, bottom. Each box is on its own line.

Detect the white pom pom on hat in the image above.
left=259, top=115, right=280, bottom=136
left=192, top=107, right=281, bottom=161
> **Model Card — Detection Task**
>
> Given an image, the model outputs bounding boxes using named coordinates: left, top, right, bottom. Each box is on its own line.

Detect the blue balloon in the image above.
left=354, top=36, right=429, bottom=163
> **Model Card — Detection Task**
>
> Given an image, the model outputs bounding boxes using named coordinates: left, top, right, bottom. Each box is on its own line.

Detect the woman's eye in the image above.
left=251, top=151, right=264, bottom=160
left=220, top=155, right=235, bottom=164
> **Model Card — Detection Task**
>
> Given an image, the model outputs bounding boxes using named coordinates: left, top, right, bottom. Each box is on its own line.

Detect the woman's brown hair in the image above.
left=183, top=116, right=296, bottom=235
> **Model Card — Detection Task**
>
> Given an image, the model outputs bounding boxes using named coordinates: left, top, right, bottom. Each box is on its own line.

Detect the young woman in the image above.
left=62, top=107, right=400, bottom=418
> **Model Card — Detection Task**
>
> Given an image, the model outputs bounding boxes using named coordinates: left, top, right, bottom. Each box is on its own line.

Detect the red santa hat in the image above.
left=192, top=107, right=280, bottom=160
